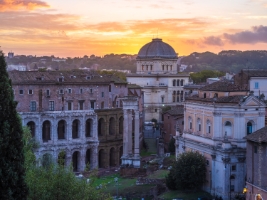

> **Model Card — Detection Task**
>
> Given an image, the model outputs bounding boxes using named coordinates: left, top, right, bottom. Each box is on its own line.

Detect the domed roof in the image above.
left=137, top=38, right=178, bottom=59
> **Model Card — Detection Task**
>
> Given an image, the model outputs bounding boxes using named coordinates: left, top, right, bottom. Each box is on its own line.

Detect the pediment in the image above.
left=241, top=96, right=266, bottom=107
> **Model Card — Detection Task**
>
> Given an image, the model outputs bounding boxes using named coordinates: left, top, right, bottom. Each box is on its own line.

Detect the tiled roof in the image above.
left=8, top=71, right=127, bottom=85
left=199, top=80, right=247, bottom=92
left=244, top=126, right=267, bottom=143
left=186, top=95, right=246, bottom=104
left=242, top=69, right=267, bottom=77
left=127, top=84, right=142, bottom=89
left=163, top=106, right=184, bottom=115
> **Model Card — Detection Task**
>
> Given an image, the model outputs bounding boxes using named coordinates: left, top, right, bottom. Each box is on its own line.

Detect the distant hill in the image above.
left=181, top=50, right=267, bottom=73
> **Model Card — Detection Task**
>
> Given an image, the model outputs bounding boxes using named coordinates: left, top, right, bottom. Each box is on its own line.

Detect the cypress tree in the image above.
left=0, top=51, right=28, bottom=199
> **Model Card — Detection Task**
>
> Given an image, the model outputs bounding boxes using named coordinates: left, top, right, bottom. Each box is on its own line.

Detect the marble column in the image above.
left=128, top=110, right=133, bottom=156
left=134, top=110, right=140, bottom=157
left=123, top=109, right=129, bottom=157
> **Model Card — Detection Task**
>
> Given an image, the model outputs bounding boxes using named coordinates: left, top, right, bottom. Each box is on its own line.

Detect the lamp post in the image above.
left=114, top=177, right=118, bottom=198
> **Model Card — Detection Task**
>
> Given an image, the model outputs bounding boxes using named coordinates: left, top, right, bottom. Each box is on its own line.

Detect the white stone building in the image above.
left=176, top=80, right=266, bottom=200
left=127, top=38, right=190, bottom=122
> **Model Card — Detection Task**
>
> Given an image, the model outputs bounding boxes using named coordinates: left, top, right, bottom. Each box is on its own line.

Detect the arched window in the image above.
left=197, top=118, right=201, bottom=132
left=42, top=120, right=51, bottom=142
left=188, top=116, right=192, bottom=130
left=58, top=120, right=66, bottom=139
left=72, top=151, right=80, bottom=172
left=173, top=91, right=176, bottom=102
left=98, top=118, right=105, bottom=136
left=85, top=119, right=93, bottom=137
left=109, top=117, right=115, bottom=135
left=109, top=147, right=116, bottom=167
left=206, top=120, right=211, bottom=133
left=177, top=91, right=180, bottom=102
left=177, top=79, right=180, bottom=86
left=225, top=121, right=232, bottom=136
left=204, top=93, right=206, bottom=98
left=72, top=119, right=79, bottom=139
left=27, top=121, right=35, bottom=138
left=247, top=121, right=253, bottom=135
left=173, top=79, right=176, bottom=86
left=181, top=91, right=184, bottom=101
left=181, top=79, right=184, bottom=86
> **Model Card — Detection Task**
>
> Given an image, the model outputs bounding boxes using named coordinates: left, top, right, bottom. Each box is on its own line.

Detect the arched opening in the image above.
left=72, top=151, right=80, bottom=172
left=42, top=153, right=52, bottom=168
left=177, top=91, right=180, bottom=102
left=85, top=119, right=93, bottom=137
left=188, top=117, right=192, bottom=130
left=206, top=120, right=211, bottom=133
left=181, top=91, right=184, bottom=101
left=58, top=151, right=66, bottom=166
left=204, top=93, right=206, bottom=98
left=247, top=121, right=253, bottom=135
left=173, top=79, right=176, bottom=86
left=58, top=120, right=66, bottom=139
left=98, top=149, right=105, bottom=168
left=225, top=121, right=232, bottom=136
left=42, top=120, right=51, bottom=142
left=109, top=117, right=116, bottom=135
left=109, top=147, right=116, bottom=167
left=172, top=91, right=176, bottom=102
left=119, top=146, right=123, bottom=164
left=197, top=118, right=201, bottom=132
left=72, top=119, right=79, bottom=139
left=98, top=118, right=105, bottom=136
left=119, top=117, right=123, bottom=134
left=85, top=149, right=91, bottom=169
left=27, top=121, right=35, bottom=138
left=177, top=79, right=180, bottom=86
left=181, top=79, right=184, bottom=86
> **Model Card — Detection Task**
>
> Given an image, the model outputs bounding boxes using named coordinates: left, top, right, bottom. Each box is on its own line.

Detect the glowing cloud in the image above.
left=0, top=0, right=49, bottom=11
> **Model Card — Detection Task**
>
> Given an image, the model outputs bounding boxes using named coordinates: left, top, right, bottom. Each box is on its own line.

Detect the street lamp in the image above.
left=114, top=177, right=118, bottom=198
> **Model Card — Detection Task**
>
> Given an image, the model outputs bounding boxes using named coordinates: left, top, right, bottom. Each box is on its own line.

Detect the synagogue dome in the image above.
left=137, top=38, right=178, bottom=59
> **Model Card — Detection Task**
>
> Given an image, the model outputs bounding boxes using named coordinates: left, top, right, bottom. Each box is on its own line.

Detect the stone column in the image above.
left=123, top=109, right=129, bottom=157
left=67, top=117, right=72, bottom=142
left=91, top=144, right=98, bottom=169
left=80, top=116, right=85, bottom=140
left=79, top=148, right=86, bottom=172
left=128, top=110, right=133, bottom=156
left=52, top=119, right=58, bottom=143
left=134, top=110, right=140, bottom=157
left=65, top=150, right=72, bottom=167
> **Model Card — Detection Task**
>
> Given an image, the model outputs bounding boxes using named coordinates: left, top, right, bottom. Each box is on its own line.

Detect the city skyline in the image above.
left=1, top=0, right=267, bottom=57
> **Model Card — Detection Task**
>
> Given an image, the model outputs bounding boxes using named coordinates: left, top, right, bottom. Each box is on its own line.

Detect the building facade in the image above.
left=127, top=38, right=190, bottom=122
left=245, top=126, right=267, bottom=200
left=10, top=70, right=128, bottom=171
left=176, top=81, right=266, bottom=200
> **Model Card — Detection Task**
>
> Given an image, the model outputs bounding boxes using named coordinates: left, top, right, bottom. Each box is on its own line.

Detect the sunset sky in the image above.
left=1, top=0, right=267, bottom=57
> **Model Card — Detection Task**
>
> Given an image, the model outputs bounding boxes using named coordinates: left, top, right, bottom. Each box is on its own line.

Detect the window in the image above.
left=225, top=121, right=232, bottom=136
left=90, top=101, right=95, bottom=109
left=58, top=77, right=63, bottom=82
left=49, top=101, right=54, bottom=111
left=161, top=96, right=164, bottom=103
left=189, top=117, right=192, bottom=129
left=101, top=92, right=104, bottom=97
left=109, top=85, right=111, bottom=92
left=79, top=101, right=84, bottom=110
left=162, top=65, right=164, bottom=71
left=68, top=88, right=72, bottom=94
left=230, top=185, right=235, bottom=192
left=80, top=88, right=83, bottom=94
left=46, top=90, right=50, bottom=97
left=29, top=89, right=33, bottom=95
left=142, top=65, right=144, bottom=71
left=182, top=121, right=184, bottom=125
left=254, top=146, right=258, bottom=154
left=59, top=89, right=64, bottom=94
left=150, top=65, right=152, bottom=70
left=247, top=122, right=253, bottom=135
left=204, top=93, right=206, bottom=98
left=181, top=79, right=184, bottom=86
left=197, top=118, right=201, bottom=131
left=30, top=101, right=36, bottom=111
left=155, top=109, right=157, bottom=112
left=173, top=79, right=176, bottom=86
left=177, top=80, right=180, bottom=86
left=68, top=102, right=72, bottom=110
left=232, top=165, right=236, bottom=171
left=19, top=89, right=24, bottom=95
left=206, top=160, right=209, bottom=166
left=89, top=88, right=93, bottom=93
left=255, top=82, right=259, bottom=89
left=206, top=120, right=211, bottom=133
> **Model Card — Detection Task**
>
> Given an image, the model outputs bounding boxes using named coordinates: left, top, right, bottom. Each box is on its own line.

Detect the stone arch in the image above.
left=98, top=149, right=105, bottom=168
left=72, top=151, right=80, bottom=172
left=72, top=119, right=79, bottom=139
left=119, top=116, right=123, bottom=134
left=85, top=118, right=93, bottom=137
left=173, top=79, right=176, bottom=86
left=58, top=120, right=66, bottom=139
left=247, top=120, right=255, bottom=135
left=109, top=117, right=116, bottom=135
left=42, top=153, right=52, bottom=167
left=109, top=147, right=116, bottom=167
left=42, top=120, right=51, bottom=142
left=27, top=121, right=35, bottom=138
left=98, top=118, right=105, bottom=136
left=224, top=121, right=232, bottom=136
left=85, top=149, right=91, bottom=169
left=119, top=146, right=123, bottom=165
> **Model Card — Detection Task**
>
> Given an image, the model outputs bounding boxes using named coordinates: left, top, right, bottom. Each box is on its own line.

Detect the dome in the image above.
left=137, top=38, right=178, bottom=59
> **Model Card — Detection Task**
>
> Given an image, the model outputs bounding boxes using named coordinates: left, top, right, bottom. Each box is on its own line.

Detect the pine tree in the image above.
left=0, top=51, right=28, bottom=199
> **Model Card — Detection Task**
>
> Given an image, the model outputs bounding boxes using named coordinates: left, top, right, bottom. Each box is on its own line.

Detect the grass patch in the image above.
left=147, top=170, right=169, bottom=179
left=159, top=190, right=212, bottom=200
left=140, top=149, right=156, bottom=157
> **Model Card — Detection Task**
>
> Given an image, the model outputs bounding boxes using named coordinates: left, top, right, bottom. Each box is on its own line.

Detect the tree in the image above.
left=166, top=151, right=206, bottom=190
left=22, top=127, right=111, bottom=200
left=0, top=51, right=28, bottom=199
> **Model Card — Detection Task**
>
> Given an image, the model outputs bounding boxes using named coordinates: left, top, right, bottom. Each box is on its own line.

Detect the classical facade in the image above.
left=176, top=80, right=266, bottom=200
left=245, top=126, right=267, bottom=200
left=127, top=38, right=190, bottom=122
left=10, top=70, right=128, bottom=171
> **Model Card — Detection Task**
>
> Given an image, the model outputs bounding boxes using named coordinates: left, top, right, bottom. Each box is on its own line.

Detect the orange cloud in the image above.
left=0, top=0, right=49, bottom=11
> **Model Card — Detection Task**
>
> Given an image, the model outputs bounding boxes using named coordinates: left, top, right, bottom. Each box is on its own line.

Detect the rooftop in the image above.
left=241, top=69, right=267, bottom=77
left=244, top=126, right=267, bottom=143
left=163, top=106, right=184, bottom=116
left=199, top=80, right=247, bottom=92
